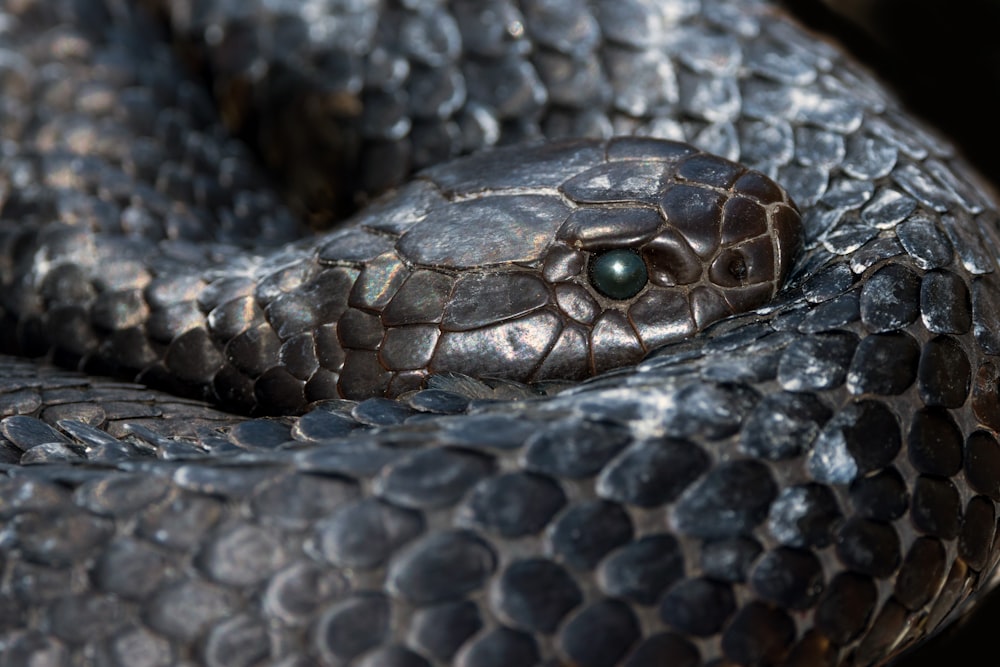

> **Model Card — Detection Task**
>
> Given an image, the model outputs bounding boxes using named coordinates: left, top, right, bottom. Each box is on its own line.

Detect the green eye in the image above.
left=589, top=249, right=648, bottom=300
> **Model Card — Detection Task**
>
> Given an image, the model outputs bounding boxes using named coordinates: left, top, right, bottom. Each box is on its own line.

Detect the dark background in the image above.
left=785, top=3, right=1000, bottom=665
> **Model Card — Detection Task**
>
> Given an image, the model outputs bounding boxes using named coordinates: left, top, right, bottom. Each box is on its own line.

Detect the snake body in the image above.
left=1, top=1, right=999, bottom=666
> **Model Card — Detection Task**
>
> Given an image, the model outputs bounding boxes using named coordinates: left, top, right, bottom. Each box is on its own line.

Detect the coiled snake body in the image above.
left=1, top=1, right=999, bottom=666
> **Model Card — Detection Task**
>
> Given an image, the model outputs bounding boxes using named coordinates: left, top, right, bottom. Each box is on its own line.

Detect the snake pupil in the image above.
left=589, top=249, right=648, bottom=300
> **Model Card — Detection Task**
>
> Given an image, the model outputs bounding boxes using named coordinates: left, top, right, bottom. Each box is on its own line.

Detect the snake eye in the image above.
left=589, top=249, right=648, bottom=300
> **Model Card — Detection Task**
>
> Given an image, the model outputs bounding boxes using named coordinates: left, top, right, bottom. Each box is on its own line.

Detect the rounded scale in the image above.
left=310, top=137, right=803, bottom=401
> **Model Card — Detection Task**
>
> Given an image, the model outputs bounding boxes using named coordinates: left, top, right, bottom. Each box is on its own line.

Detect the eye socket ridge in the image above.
left=588, top=249, right=649, bottom=300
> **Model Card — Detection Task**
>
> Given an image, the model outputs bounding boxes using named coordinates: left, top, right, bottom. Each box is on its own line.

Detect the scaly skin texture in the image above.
left=1, top=1, right=1000, bottom=666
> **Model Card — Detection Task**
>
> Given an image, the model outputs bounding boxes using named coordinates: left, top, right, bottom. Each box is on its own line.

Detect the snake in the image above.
left=1, top=0, right=999, bottom=665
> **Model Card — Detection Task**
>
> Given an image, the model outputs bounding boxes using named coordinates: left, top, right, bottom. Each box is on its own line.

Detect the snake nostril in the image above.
left=589, top=249, right=648, bottom=300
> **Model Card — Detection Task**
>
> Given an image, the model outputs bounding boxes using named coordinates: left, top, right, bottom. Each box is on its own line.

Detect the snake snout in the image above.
left=539, top=138, right=804, bottom=368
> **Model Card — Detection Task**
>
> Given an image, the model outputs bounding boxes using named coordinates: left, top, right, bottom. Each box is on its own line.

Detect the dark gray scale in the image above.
left=261, top=560, right=349, bottom=625
left=546, top=500, right=633, bottom=570
left=622, top=633, right=700, bottom=667
left=291, top=407, right=363, bottom=441
left=964, top=430, right=1000, bottom=500
left=959, top=496, right=996, bottom=570
left=894, top=537, right=946, bottom=610
left=381, top=270, right=455, bottom=326
left=665, top=382, right=761, bottom=440
left=456, top=628, right=539, bottom=667
left=559, top=599, right=641, bottom=667
left=408, top=601, right=482, bottom=663
left=374, top=448, right=495, bottom=510
left=94, top=538, right=172, bottom=600
left=13, top=507, right=114, bottom=567
left=897, top=215, right=954, bottom=269
left=598, top=534, right=686, bottom=605
left=908, top=408, right=964, bottom=477
left=720, top=602, right=796, bottom=665
left=920, top=269, right=973, bottom=334
left=457, top=472, right=566, bottom=538
left=822, top=220, right=880, bottom=256
left=430, top=412, right=540, bottom=443
left=846, top=331, right=920, bottom=395
left=442, top=273, right=549, bottom=328
left=492, top=558, right=583, bottom=634
left=659, top=578, right=736, bottom=637
left=814, top=572, right=878, bottom=646
left=249, top=472, right=361, bottom=526
left=849, top=467, right=910, bottom=522
left=972, top=360, right=1000, bottom=431
left=671, top=460, right=778, bottom=539
left=596, top=437, right=710, bottom=507
left=851, top=238, right=907, bottom=274
left=561, top=161, right=677, bottom=205
left=137, top=493, right=227, bottom=552
left=316, top=498, right=424, bottom=570
left=386, top=530, right=497, bottom=606
left=909, top=476, right=962, bottom=539
left=835, top=518, right=901, bottom=578
left=797, top=291, right=860, bottom=333
left=860, top=188, right=918, bottom=227
left=144, top=580, right=240, bottom=644
left=2, top=416, right=74, bottom=450
left=522, top=418, right=631, bottom=478
left=73, top=470, right=169, bottom=516
left=917, top=335, right=972, bottom=406
left=46, top=594, right=127, bottom=646
left=802, top=263, right=856, bottom=303
left=355, top=646, right=431, bottom=667
left=408, top=389, right=469, bottom=414
left=821, top=177, right=874, bottom=210
left=945, top=214, right=997, bottom=275
left=778, top=163, right=830, bottom=209
left=859, top=263, right=921, bottom=332
left=351, top=397, right=416, bottom=427
left=379, top=324, right=438, bottom=377
left=750, top=548, right=824, bottom=609
left=314, top=594, right=392, bottom=663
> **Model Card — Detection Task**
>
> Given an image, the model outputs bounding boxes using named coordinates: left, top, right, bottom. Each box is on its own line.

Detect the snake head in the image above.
left=344, top=137, right=804, bottom=395
left=544, top=137, right=804, bottom=374
left=313, top=138, right=801, bottom=399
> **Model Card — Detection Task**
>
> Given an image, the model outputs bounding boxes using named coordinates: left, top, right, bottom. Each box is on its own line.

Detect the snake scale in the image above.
left=1, top=0, right=999, bottom=665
